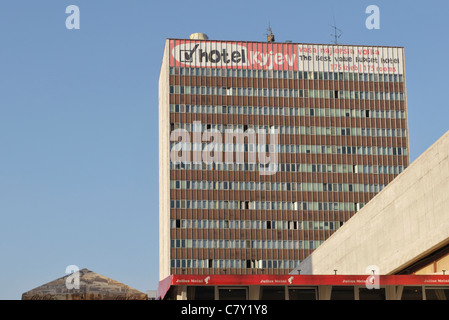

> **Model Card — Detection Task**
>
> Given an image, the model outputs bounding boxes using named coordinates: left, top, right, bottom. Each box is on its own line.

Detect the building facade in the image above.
left=159, top=34, right=409, bottom=280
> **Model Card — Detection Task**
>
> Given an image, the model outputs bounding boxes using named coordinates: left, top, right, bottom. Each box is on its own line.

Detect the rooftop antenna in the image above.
left=329, top=13, right=342, bottom=44
left=266, top=22, right=275, bottom=42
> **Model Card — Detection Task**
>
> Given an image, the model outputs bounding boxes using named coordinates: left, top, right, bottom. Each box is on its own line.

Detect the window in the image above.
left=218, top=288, right=248, bottom=300
left=331, top=286, right=355, bottom=300
left=359, top=288, right=386, bottom=300
left=425, top=288, right=449, bottom=300
left=289, top=288, right=317, bottom=300
left=260, top=287, right=285, bottom=300
left=401, top=287, right=423, bottom=300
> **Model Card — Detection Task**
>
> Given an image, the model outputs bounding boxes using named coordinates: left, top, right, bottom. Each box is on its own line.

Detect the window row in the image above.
left=170, top=180, right=386, bottom=193
left=170, top=85, right=405, bottom=101
left=171, top=258, right=302, bottom=270
left=170, top=199, right=366, bottom=212
left=171, top=122, right=408, bottom=138
left=171, top=238, right=324, bottom=250
left=171, top=219, right=343, bottom=231
left=170, top=104, right=407, bottom=120
left=170, top=141, right=408, bottom=156
left=170, top=162, right=407, bottom=175
left=170, top=67, right=405, bottom=83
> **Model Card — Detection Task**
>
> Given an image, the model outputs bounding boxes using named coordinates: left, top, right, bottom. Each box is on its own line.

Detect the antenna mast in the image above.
left=330, top=13, right=342, bottom=45
left=266, top=22, right=275, bottom=42
left=330, top=24, right=342, bottom=45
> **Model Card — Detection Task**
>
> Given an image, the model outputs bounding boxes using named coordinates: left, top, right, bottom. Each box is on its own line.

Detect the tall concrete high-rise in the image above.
left=159, top=33, right=409, bottom=280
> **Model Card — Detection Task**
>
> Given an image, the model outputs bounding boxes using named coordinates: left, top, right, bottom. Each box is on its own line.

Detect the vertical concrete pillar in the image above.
left=248, top=285, right=260, bottom=300
left=318, top=285, right=332, bottom=300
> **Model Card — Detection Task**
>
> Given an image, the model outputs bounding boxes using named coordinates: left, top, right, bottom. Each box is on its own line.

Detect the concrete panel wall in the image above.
left=295, top=130, right=449, bottom=275
left=159, top=40, right=171, bottom=280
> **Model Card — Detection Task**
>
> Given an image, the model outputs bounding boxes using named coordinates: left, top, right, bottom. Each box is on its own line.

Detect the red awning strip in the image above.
left=156, top=274, right=449, bottom=294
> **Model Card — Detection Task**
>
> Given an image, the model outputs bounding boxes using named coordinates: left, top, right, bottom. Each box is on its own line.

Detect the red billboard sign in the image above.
left=170, top=39, right=298, bottom=70
left=169, top=40, right=404, bottom=74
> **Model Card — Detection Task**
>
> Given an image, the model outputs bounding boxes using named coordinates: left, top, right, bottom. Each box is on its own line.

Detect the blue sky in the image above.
left=0, top=0, right=447, bottom=299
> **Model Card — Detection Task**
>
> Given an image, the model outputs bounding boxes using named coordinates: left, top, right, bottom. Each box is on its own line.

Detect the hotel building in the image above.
left=159, top=33, right=409, bottom=280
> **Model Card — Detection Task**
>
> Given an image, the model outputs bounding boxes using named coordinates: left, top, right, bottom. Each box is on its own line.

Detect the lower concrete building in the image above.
left=157, top=130, right=449, bottom=300
left=292, top=130, right=449, bottom=276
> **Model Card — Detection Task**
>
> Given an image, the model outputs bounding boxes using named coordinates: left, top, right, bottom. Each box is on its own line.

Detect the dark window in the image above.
left=218, top=288, right=247, bottom=300
left=289, top=288, right=316, bottom=300
left=401, top=286, right=423, bottom=300
left=359, top=288, right=386, bottom=300
left=187, top=286, right=214, bottom=300
left=331, top=286, right=354, bottom=300
left=425, top=288, right=449, bottom=300
left=260, top=286, right=285, bottom=300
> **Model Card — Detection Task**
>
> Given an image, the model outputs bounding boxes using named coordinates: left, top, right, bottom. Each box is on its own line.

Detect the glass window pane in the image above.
left=260, top=286, right=285, bottom=300
left=218, top=288, right=247, bottom=300
left=359, top=288, right=386, bottom=300
left=288, top=288, right=317, bottom=300
left=425, top=288, right=449, bottom=300
left=187, top=286, right=215, bottom=300
left=401, top=286, right=423, bottom=300
left=330, top=286, right=354, bottom=300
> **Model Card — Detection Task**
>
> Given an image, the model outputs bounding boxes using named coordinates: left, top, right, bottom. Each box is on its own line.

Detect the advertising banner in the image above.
left=170, top=40, right=403, bottom=74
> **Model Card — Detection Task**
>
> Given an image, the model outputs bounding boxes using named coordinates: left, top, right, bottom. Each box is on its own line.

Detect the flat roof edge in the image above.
left=164, top=38, right=405, bottom=49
